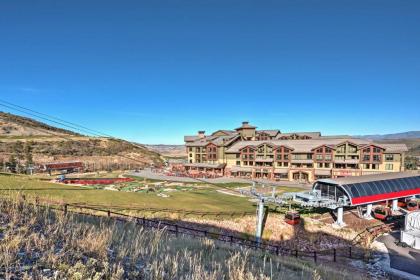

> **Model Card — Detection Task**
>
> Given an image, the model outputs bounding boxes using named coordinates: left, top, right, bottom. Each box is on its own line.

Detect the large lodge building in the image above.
left=182, top=122, right=408, bottom=183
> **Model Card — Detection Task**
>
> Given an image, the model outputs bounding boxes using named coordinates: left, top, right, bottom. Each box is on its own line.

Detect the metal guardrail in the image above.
left=7, top=195, right=369, bottom=264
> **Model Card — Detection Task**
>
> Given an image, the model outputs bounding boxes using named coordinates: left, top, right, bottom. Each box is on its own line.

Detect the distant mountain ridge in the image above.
left=356, top=131, right=420, bottom=140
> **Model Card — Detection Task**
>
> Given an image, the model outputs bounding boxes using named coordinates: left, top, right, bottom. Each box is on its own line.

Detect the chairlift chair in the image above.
left=407, top=200, right=419, bottom=211
left=285, top=211, right=301, bottom=225
left=373, top=206, right=392, bottom=221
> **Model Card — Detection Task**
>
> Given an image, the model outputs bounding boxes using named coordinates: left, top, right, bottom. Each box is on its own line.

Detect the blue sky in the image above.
left=0, top=1, right=419, bottom=144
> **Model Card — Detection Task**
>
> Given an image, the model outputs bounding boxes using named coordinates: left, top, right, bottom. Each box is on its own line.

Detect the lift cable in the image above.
left=0, top=105, right=151, bottom=166
left=0, top=99, right=120, bottom=138
left=0, top=100, right=259, bottom=196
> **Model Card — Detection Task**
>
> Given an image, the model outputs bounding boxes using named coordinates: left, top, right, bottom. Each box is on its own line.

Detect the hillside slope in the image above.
left=0, top=112, right=162, bottom=167
left=0, top=111, right=80, bottom=137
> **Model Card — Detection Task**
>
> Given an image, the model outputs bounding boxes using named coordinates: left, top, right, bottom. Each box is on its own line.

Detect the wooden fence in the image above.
left=8, top=195, right=375, bottom=264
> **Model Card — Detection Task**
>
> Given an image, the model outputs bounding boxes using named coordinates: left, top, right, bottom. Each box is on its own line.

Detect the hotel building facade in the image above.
left=181, top=122, right=408, bottom=183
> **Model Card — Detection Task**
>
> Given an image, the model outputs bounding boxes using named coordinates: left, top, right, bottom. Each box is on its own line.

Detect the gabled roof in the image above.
left=311, top=144, right=336, bottom=151
left=185, top=134, right=240, bottom=147
left=211, top=130, right=237, bottom=136
left=334, top=140, right=363, bottom=147
left=276, top=132, right=321, bottom=139
left=358, top=143, right=386, bottom=150
left=256, top=142, right=276, bottom=149
left=257, top=130, right=280, bottom=137
left=184, top=136, right=200, bottom=142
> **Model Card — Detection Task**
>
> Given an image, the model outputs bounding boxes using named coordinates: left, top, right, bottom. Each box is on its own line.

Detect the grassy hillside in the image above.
left=0, top=111, right=79, bottom=136
left=0, top=174, right=255, bottom=213
left=0, top=112, right=163, bottom=167
left=0, top=196, right=358, bottom=279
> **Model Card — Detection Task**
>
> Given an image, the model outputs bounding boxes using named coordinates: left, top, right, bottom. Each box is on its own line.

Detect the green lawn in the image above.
left=0, top=174, right=256, bottom=213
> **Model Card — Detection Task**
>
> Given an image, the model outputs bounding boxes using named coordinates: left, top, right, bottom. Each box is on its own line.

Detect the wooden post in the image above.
left=107, top=210, right=111, bottom=217
left=295, top=250, right=298, bottom=258
left=64, top=204, right=68, bottom=214
left=230, top=235, right=233, bottom=245
left=276, top=246, right=279, bottom=255
left=313, top=251, right=317, bottom=263
left=175, top=225, right=179, bottom=237
left=349, top=247, right=352, bottom=258
left=333, top=248, right=337, bottom=262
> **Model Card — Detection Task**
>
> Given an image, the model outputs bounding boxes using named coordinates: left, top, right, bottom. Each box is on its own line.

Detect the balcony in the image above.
left=255, top=157, right=274, bottom=162
left=333, top=159, right=359, bottom=164
left=290, top=159, right=313, bottom=164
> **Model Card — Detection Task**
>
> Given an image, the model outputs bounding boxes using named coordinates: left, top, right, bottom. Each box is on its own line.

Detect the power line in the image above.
left=0, top=99, right=146, bottom=149
left=0, top=100, right=250, bottom=196
left=0, top=106, right=150, bottom=166
left=0, top=101, right=105, bottom=137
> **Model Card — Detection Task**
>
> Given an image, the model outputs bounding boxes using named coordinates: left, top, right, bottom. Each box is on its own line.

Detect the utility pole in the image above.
left=256, top=197, right=265, bottom=244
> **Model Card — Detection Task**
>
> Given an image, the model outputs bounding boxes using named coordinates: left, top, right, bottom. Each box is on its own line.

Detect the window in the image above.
left=276, top=155, right=282, bottom=160
left=189, top=147, right=192, bottom=152
left=325, top=155, right=332, bottom=161
left=363, top=148, right=370, bottom=153
left=372, top=164, right=379, bottom=170
left=284, top=154, right=289, bottom=160
left=325, top=147, right=332, bottom=153
left=316, top=148, right=323, bottom=153
left=236, top=154, right=240, bottom=158
left=373, top=155, right=381, bottom=162
left=284, top=162, right=289, bottom=167
left=189, top=154, right=192, bottom=157
left=373, top=147, right=381, bottom=153
left=348, top=146, right=357, bottom=153
left=385, top=154, right=394, bottom=161
left=316, top=154, right=323, bottom=160
left=385, top=164, right=394, bottom=170
left=244, top=161, right=248, bottom=166
left=236, top=161, right=241, bottom=166
left=324, top=163, right=330, bottom=168
left=364, top=164, right=370, bottom=169
left=363, top=155, right=370, bottom=161
left=317, top=163, right=323, bottom=168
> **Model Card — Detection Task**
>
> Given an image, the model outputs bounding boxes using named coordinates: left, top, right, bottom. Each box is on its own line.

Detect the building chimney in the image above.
left=198, top=131, right=206, bottom=139
left=242, top=121, right=249, bottom=126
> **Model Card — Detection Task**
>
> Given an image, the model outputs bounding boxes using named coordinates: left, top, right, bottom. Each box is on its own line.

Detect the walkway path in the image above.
left=129, top=169, right=311, bottom=190
left=377, top=231, right=420, bottom=277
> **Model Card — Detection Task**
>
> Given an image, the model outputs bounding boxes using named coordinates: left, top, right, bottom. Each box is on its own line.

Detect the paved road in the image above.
left=377, top=232, right=420, bottom=277
left=129, top=169, right=312, bottom=190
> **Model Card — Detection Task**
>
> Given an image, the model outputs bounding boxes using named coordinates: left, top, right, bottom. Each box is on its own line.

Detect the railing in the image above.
left=7, top=195, right=371, bottom=264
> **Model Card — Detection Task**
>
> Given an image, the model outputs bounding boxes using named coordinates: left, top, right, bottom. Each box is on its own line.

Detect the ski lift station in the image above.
left=248, top=172, right=420, bottom=242
left=293, top=172, right=420, bottom=227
